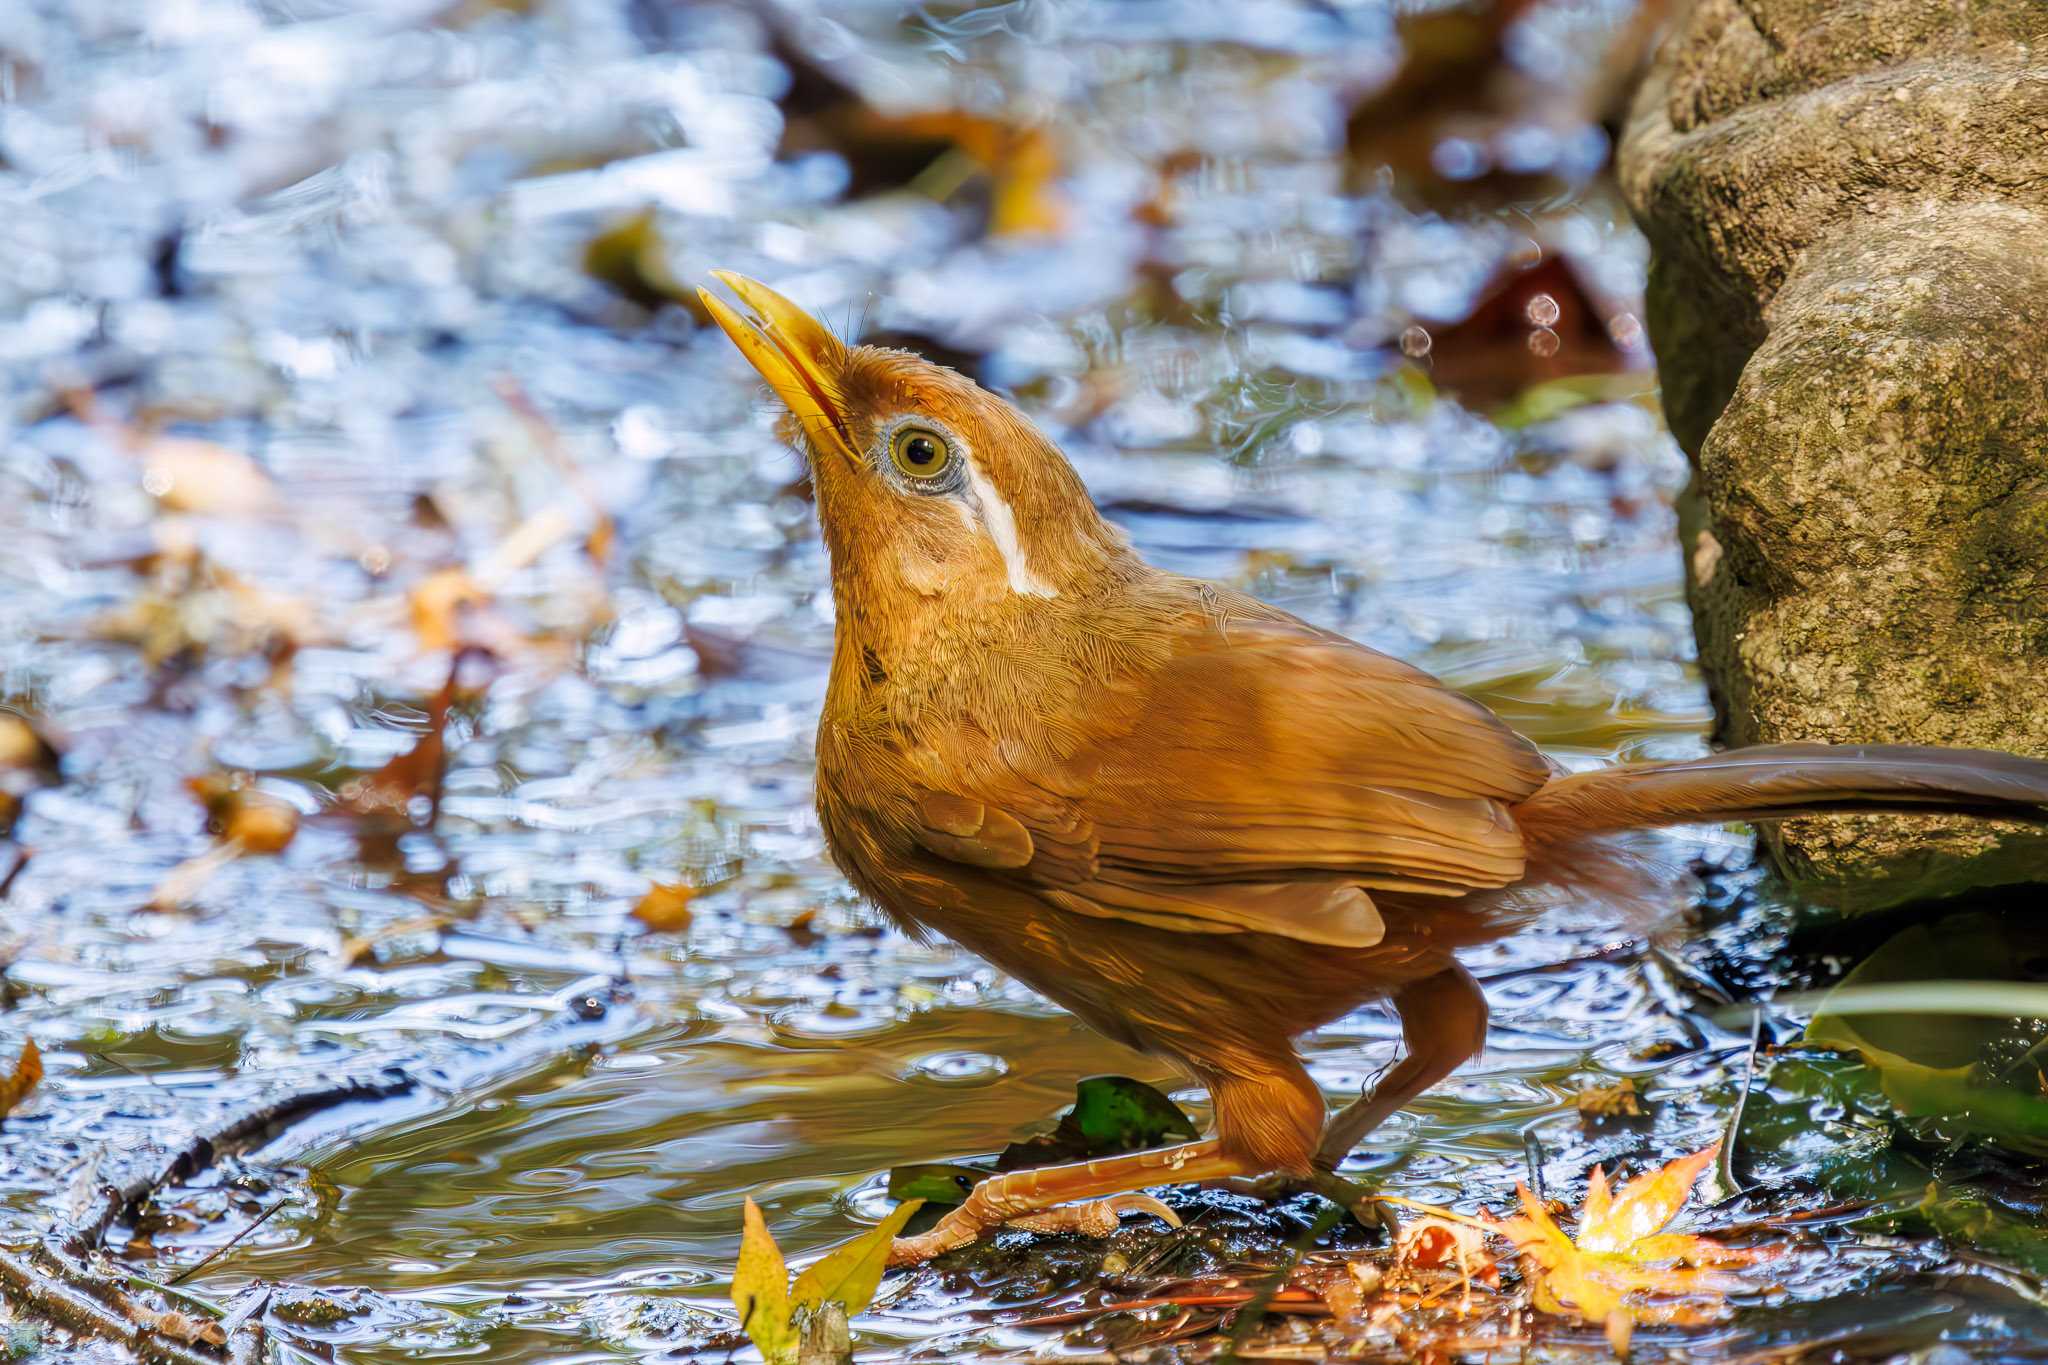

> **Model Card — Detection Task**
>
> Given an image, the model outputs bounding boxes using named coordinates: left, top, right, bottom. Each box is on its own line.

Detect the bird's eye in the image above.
left=889, top=425, right=952, bottom=481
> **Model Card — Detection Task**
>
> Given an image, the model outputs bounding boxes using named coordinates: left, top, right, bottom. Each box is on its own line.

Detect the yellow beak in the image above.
left=697, top=271, right=860, bottom=467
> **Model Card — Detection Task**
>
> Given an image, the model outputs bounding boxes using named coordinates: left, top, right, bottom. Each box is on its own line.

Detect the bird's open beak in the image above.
left=697, top=271, right=860, bottom=468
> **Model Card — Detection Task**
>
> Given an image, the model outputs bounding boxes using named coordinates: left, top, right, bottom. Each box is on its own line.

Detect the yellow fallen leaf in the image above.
left=734, top=1197, right=797, bottom=1365
left=632, top=882, right=696, bottom=933
left=790, top=1199, right=924, bottom=1317
left=0, top=1039, right=40, bottom=1118
left=1492, top=1142, right=1773, bottom=1338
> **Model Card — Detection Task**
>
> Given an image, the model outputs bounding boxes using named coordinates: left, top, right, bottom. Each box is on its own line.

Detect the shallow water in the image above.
left=1, top=1, right=2024, bottom=1360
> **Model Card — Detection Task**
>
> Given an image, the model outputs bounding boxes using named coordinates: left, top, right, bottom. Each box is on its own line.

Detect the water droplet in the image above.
left=1399, top=325, right=1432, bottom=358
left=1524, top=293, right=1561, bottom=327
left=1527, top=327, right=1561, bottom=358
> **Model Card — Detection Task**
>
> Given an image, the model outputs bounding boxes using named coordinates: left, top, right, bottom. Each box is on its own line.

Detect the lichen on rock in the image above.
left=1619, top=0, right=2048, bottom=910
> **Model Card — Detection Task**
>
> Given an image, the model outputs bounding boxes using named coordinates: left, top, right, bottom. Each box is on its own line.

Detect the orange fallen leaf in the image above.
left=633, top=882, right=696, bottom=933
left=0, top=1039, right=40, bottom=1118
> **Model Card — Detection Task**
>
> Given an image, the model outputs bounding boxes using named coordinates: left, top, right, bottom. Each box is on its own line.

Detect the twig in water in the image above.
left=1523, top=1128, right=1547, bottom=1203
left=169, top=1195, right=292, bottom=1285
left=1716, top=1008, right=1762, bottom=1200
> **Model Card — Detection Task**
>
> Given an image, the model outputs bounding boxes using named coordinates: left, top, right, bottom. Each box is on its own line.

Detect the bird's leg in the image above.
left=1314, top=961, right=1489, bottom=1168
left=887, top=1139, right=1248, bottom=1266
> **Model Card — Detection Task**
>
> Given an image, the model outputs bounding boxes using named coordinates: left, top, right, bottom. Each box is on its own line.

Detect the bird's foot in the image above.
left=887, top=1192, right=1181, bottom=1266
left=1205, top=1170, right=1396, bottom=1235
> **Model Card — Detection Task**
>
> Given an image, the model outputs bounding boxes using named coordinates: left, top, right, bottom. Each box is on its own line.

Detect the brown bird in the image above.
left=698, top=271, right=2048, bottom=1264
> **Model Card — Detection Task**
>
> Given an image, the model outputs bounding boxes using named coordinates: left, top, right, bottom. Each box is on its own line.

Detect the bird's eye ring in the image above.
left=889, top=425, right=953, bottom=481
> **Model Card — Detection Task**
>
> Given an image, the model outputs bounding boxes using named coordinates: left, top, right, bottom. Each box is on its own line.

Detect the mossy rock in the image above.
left=1619, top=0, right=2048, bottom=910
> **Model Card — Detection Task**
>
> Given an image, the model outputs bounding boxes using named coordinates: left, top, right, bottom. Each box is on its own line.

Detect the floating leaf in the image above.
left=733, top=1197, right=796, bottom=1365
left=790, top=1198, right=923, bottom=1317
left=632, top=882, right=696, bottom=934
left=0, top=1039, right=41, bottom=1119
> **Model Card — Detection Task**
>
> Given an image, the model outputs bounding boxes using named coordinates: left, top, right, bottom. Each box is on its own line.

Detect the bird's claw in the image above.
left=1204, top=1170, right=1395, bottom=1235
left=887, top=1192, right=1182, bottom=1266
left=1006, top=1191, right=1181, bottom=1238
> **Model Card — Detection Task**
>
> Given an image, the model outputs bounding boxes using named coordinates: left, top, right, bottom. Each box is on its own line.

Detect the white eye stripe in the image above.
left=960, top=455, right=1058, bottom=598
left=880, top=414, right=1056, bottom=599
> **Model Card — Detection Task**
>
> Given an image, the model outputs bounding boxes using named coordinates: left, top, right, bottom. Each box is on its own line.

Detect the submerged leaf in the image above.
left=1806, top=913, right=2048, bottom=1154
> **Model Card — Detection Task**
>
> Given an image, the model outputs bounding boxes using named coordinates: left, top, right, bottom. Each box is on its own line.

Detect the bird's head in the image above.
left=699, top=273, right=1131, bottom=633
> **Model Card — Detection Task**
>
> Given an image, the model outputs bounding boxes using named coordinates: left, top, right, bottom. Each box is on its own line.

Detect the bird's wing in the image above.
left=910, top=612, right=1551, bottom=948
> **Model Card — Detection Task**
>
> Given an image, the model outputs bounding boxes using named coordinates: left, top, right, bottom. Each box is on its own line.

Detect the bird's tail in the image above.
left=1469, top=743, right=2048, bottom=938
left=1512, top=743, right=2048, bottom=846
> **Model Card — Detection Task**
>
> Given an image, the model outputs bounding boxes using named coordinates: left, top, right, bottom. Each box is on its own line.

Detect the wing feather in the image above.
left=917, top=610, right=1549, bottom=946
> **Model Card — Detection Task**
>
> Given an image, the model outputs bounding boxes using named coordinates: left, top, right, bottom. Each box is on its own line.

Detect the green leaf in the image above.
left=790, top=1200, right=924, bottom=1318
left=886, top=1162, right=986, bottom=1206
left=732, top=1197, right=797, bottom=1365
left=1066, top=1074, right=1199, bottom=1150
left=1805, top=913, right=2048, bottom=1155
left=997, top=1074, right=1199, bottom=1171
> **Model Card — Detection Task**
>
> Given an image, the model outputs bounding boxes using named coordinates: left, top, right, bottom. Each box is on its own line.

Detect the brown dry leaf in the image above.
left=581, top=206, right=705, bottom=318
left=0, top=1038, right=42, bottom=1118
left=0, top=714, right=56, bottom=771
left=130, top=1304, right=228, bottom=1349
left=632, top=882, right=696, bottom=933
left=1576, top=1077, right=1643, bottom=1119
left=406, top=508, right=579, bottom=654
left=410, top=568, right=489, bottom=653
left=1417, top=255, right=1637, bottom=406
left=339, top=650, right=498, bottom=842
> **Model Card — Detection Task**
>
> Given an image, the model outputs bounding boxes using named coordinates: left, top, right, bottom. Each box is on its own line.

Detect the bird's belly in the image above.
left=874, top=860, right=1472, bottom=1070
